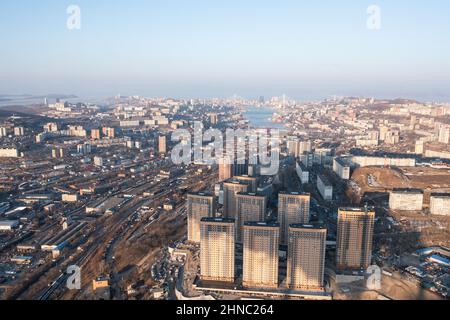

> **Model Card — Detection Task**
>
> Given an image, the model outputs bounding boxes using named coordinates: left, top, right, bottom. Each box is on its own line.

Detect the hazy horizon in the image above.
left=1, top=1, right=449, bottom=101
left=1, top=92, right=449, bottom=106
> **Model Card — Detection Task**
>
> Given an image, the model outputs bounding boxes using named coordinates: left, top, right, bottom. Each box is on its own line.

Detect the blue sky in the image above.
left=0, top=0, right=449, bottom=101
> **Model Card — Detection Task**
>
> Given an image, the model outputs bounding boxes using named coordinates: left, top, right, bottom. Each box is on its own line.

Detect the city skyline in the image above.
left=1, top=1, right=450, bottom=101
left=1, top=94, right=450, bottom=301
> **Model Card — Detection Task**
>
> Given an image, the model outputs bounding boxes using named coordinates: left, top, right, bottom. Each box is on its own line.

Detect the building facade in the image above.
left=243, top=222, right=279, bottom=289
left=234, top=175, right=258, bottom=193
left=0, top=148, right=19, bottom=158
left=158, top=135, right=167, bottom=155
left=336, top=207, right=375, bottom=270
left=200, top=218, right=235, bottom=282
left=187, top=193, right=215, bottom=243
left=278, top=192, right=311, bottom=245
left=296, top=162, right=310, bottom=184
left=14, top=127, right=24, bottom=136
left=223, top=180, right=249, bottom=219
left=389, top=189, right=424, bottom=211
left=218, top=158, right=249, bottom=182
left=430, top=194, right=450, bottom=216
left=91, top=129, right=101, bottom=140
left=317, top=175, right=333, bottom=201
left=333, top=158, right=351, bottom=180
left=236, top=193, right=267, bottom=242
left=287, top=224, right=327, bottom=291
left=288, top=138, right=312, bottom=158
left=219, top=161, right=233, bottom=182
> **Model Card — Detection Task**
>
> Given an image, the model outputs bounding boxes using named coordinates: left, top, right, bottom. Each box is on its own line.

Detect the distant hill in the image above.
left=0, top=108, right=47, bottom=119
left=389, top=98, right=420, bottom=104
left=0, top=93, right=77, bottom=99
left=0, top=94, right=79, bottom=108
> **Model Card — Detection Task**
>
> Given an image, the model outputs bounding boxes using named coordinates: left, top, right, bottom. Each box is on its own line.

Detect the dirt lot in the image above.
left=349, top=166, right=450, bottom=247
left=350, top=166, right=450, bottom=203
left=334, top=276, right=443, bottom=301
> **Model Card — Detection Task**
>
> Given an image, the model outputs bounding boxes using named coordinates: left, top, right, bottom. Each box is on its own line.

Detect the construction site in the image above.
left=346, top=166, right=450, bottom=248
